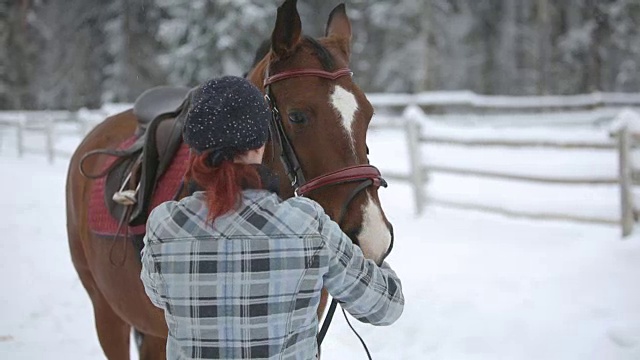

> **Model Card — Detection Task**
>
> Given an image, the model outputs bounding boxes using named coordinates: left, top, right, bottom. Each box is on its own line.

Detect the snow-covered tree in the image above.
left=2, top=0, right=640, bottom=110
left=156, top=0, right=277, bottom=86
left=606, top=0, right=640, bottom=92
left=23, top=0, right=107, bottom=109
left=103, top=0, right=166, bottom=103
left=1, top=0, right=39, bottom=109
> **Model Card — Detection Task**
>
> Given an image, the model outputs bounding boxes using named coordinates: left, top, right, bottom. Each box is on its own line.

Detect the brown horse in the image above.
left=65, top=0, right=393, bottom=358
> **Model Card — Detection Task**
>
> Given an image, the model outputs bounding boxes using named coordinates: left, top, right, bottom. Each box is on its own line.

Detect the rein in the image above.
left=263, top=66, right=388, bottom=359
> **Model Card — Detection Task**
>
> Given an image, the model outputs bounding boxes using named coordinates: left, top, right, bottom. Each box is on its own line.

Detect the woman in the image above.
left=140, top=76, right=404, bottom=359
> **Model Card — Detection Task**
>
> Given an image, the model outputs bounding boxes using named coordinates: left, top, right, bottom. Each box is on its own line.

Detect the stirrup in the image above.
left=113, top=189, right=138, bottom=205
left=112, top=172, right=139, bottom=205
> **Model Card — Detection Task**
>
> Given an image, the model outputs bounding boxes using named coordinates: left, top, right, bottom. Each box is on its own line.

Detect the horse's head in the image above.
left=248, top=0, right=392, bottom=263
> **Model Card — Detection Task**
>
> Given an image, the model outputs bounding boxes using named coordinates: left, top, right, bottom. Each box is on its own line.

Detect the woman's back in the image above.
left=144, top=190, right=328, bottom=359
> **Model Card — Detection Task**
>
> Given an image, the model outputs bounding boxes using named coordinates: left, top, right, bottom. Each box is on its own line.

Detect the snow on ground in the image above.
left=1, top=118, right=640, bottom=359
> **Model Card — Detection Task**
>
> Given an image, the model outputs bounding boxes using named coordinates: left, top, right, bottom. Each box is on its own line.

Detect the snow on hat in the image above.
left=183, top=76, right=271, bottom=160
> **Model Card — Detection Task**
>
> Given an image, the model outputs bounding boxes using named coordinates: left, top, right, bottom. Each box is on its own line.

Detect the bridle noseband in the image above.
left=262, top=66, right=390, bottom=358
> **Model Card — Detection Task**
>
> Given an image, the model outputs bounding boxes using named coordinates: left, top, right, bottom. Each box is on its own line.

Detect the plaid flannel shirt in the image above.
left=141, top=189, right=404, bottom=360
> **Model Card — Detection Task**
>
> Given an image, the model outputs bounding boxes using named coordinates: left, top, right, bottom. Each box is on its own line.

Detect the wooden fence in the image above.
left=3, top=91, right=640, bottom=162
left=0, top=110, right=107, bottom=163
left=371, top=105, right=640, bottom=237
left=3, top=91, right=640, bottom=235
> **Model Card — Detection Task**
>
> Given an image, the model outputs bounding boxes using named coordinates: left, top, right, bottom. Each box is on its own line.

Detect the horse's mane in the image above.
left=251, top=40, right=272, bottom=70
left=302, top=36, right=335, bottom=71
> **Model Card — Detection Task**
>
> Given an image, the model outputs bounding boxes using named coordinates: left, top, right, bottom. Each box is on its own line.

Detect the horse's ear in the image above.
left=271, top=0, right=302, bottom=60
left=325, top=4, right=352, bottom=43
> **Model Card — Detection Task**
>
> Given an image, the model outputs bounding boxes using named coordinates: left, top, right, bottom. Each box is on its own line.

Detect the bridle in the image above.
left=263, top=66, right=391, bottom=358
left=263, top=66, right=387, bottom=200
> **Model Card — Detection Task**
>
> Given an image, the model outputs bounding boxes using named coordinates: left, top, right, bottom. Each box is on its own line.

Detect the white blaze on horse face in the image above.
left=358, top=194, right=392, bottom=263
left=330, top=85, right=358, bottom=154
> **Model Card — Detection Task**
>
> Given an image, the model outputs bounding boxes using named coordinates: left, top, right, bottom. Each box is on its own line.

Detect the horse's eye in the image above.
left=288, top=112, right=308, bottom=124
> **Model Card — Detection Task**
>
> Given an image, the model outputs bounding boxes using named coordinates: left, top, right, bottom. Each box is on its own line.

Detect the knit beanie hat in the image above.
left=183, top=76, right=271, bottom=164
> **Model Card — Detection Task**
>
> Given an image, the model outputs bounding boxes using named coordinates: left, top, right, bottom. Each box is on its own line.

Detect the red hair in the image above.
left=185, top=151, right=262, bottom=223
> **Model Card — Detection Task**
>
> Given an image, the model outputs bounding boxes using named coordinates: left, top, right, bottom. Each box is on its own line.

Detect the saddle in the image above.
left=99, top=85, right=193, bottom=227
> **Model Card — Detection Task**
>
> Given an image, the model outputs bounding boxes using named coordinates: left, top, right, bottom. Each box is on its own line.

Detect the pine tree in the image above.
left=606, top=0, right=640, bottom=91
left=103, top=0, right=166, bottom=103
left=1, top=0, right=39, bottom=109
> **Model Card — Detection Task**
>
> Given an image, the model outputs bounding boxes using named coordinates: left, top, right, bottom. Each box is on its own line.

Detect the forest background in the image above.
left=2, top=0, right=639, bottom=110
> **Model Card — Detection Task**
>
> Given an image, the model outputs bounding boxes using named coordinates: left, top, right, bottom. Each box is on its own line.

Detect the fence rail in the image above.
left=429, top=198, right=620, bottom=226
left=425, top=165, right=619, bottom=185
left=368, top=91, right=640, bottom=109
left=418, top=136, right=615, bottom=149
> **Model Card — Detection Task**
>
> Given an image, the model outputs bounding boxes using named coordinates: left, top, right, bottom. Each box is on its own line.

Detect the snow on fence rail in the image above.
left=370, top=105, right=640, bottom=237
left=367, top=91, right=640, bottom=109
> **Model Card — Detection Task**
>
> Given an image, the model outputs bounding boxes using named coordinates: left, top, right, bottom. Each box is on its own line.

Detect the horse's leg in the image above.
left=137, top=332, right=167, bottom=360
left=68, top=230, right=131, bottom=360
left=92, top=295, right=132, bottom=360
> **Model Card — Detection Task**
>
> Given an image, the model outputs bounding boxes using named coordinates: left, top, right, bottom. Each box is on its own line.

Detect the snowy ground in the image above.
left=1, top=119, right=640, bottom=360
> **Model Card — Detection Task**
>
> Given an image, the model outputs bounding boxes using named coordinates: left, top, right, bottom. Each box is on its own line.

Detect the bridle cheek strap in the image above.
left=296, top=165, right=387, bottom=196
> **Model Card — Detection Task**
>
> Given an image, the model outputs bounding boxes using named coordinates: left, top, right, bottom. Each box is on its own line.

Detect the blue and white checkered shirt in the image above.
left=141, top=189, right=404, bottom=359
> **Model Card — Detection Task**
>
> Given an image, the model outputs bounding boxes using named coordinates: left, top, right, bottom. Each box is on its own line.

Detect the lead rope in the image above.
left=316, top=179, right=394, bottom=360
left=342, top=307, right=372, bottom=359
left=338, top=232, right=394, bottom=359
left=318, top=240, right=394, bottom=360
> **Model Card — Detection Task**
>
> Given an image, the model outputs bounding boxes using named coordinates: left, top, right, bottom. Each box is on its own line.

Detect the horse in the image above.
left=65, top=0, right=393, bottom=358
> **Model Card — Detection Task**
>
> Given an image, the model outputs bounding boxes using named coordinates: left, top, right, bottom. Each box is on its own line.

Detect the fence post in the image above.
left=616, top=125, right=634, bottom=237
left=45, top=114, right=55, bottom=164
left=404, top=118, right=426, bottom=215
left=16, top=115, right=25, bottom=157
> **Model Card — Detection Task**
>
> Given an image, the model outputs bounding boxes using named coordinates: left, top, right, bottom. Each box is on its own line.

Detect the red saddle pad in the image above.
left=88, top=138, right=190, bottom=237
